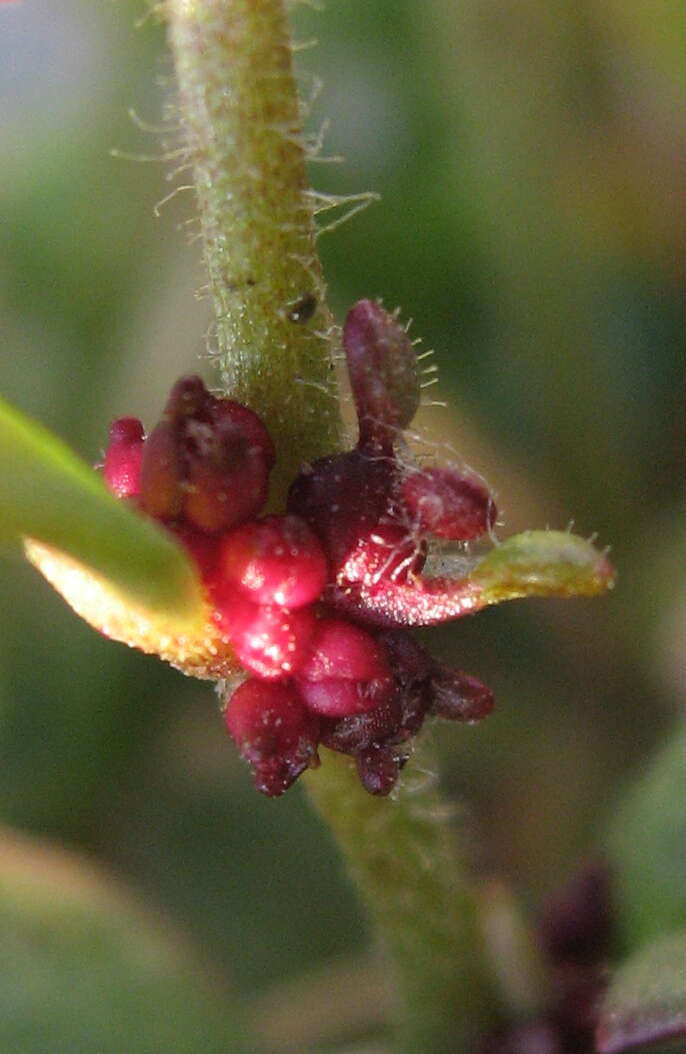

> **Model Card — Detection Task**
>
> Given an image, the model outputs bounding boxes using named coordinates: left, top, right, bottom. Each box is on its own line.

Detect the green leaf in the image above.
left=0, top=828, right=251, bottom=1054
left=470, top=529, right=615, bottom=603
left=0, top=397, right=204, bottom=630
left=606, top=719, right=686, bottom=949
left=596, top=928, right=686, bottom=1054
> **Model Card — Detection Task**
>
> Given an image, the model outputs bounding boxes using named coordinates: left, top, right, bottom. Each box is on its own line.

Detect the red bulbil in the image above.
left=401, top=466, right=497, bottom=541
left=343, top=299, right=420, bottom=453
left=215, top=589, right=316, bottom=680
left=225, top=679, right=320, bottom=796
left=218, top=515, right=327, bottom=609
left=297, top=618, right=393, bottom=717
left=103, top=417, right=145, bottom=499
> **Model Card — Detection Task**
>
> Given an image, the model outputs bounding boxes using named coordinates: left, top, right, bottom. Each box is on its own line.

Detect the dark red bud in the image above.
left=225, top=679, right=320, bottom=796
left=320, top=694, right=403, bottom=754
left=102, top=417, right=144, bottom=499
left=356, top=743, right=401, bottom=796
left=218, top=515, right=327, bottom=609
left=287, top=449, right=395, bottom=573
left=401, top=466, right=496, bottom=541
left=343, top=299, right=420, bottom=452
left=164, top=375, right=209, bottom=422
left=213, top=399, right=276, bottom=471
left=215, top=589, right=316, bottom=680
left=184, top=430, right=269, bottom=533
left=139, top=419, right=185, bottom=519
left=429, top=666, right=495, bottom=722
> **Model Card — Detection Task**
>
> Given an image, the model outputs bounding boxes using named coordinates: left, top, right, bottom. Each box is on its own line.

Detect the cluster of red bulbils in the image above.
left=101, top=300, right=498, bottom=797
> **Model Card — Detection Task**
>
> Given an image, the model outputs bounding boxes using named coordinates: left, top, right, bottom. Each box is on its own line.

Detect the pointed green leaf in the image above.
left=606, top=719, right=686, bottom=948
left=596, top=928, right=686, bottom=1054
left=470, top=529, right=615, bottom=604
left=0, top=397, right=204, bottom=628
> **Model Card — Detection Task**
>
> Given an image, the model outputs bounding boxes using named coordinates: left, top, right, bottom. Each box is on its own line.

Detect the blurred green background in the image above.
left=1, top=1, right=686, bottom=1051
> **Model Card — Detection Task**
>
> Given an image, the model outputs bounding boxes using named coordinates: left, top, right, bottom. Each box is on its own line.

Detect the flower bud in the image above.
left=288, top=449, right=394, bottom=572
left=139, top=419, right=185, bottom=520
left=356, top=743, right=401, bottom=796
left=297, top=618, right=393, bottom=717
left=225, top=679, right=320, bottom=796
left=214, top=589, right=316, bottom=680
left=343, top=299, right=420, bottom=452
left=218, top=515, right=327, bottom=609
left=429, top=666, right=495, bottom=722
left=320, top=694, right=403, bottom=754
left=102, top=417, right=144, bottom=499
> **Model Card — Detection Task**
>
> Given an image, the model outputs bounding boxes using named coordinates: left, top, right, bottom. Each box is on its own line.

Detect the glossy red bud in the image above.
left=225, top=679, right=320, bottom=796
left=401, top=466, right=496, bottom=541
left=297, top=618, right=393, bottom=717
left=215, top=589, right=316, bottom=680
left=343, top=299, right=420, bottom=452
left=218, top=515, right=327, bottom=609
left=102, top=417, right=144, bottom=499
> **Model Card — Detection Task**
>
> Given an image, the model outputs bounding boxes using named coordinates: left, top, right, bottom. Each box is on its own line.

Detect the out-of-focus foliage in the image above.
left=1, top=0, right=685, bottom=1050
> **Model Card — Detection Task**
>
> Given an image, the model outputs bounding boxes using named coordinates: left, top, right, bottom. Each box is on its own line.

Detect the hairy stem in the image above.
left=305, top=750, right=495, bottom=1052
left=166, top=2, right=498, bottom=1049
left=166, top=0, right=341, bottom=502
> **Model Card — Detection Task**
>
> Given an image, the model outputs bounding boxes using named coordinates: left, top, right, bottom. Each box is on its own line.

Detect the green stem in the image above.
left=305, top=750, right=496, bottom=1052
left=166, top=0, right=341, bottom=503
left=166, top=2, right=498, bottom=1049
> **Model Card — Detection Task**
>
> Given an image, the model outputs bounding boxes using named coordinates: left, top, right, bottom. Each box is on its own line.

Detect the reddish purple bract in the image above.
left=100, top=300, right=500, bottom=796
